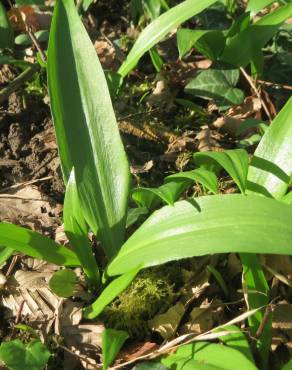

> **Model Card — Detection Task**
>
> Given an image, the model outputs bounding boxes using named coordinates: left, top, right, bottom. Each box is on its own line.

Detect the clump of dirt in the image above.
left=0, top=92, right=64, bottom=202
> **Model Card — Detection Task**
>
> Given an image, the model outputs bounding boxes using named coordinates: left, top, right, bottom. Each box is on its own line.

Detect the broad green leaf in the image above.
left=221, top=4, right=292, bottom=67
left=195, top=30, right=226, bottom=60
left=163, top=357, right=222, bottom=370
left=0, top=246, right=13, bottom=265
left=126, top=207, right=148, bottom=228
left=161, top=342, right=258, bottom=370
left=177, top=28, right=225, bottom=60
left=247, top=0, right=274, bottom=16
left=247, top=97, right=292, bottom=199
left=102, top=329, right=129, bottom=370
left=83, top=266, right=140, bottom=319
left=0, top=223, right=79, bottom=266
left=82, top=0, right=94, bottom=11
left=133, top=363, right=168, bottom=370
left=282, top=360, right=292, bottom=370
left=107, top=194, right=292, bottom=276
left=0, top=339, right=50, bottom=370
left=64, top=169, right=99, bottom=286
left=282, top=191, right=292, bottom=205
left=49, top=269, right=78, bottom=298
left=132, top=180, right=188, bottom=208
left=216, top=325, right=254, bottom=362
left=185, top=63, right=244, bottom=110
left=118, top=0, right=217, bottom=77
left=194, top=149, right=249, bottom=194
left=227, top=12, right=251, bottom=39
left=166, top=168, right=218, bottom=194
left=48, top=0, right=130, bottom=259
left=177, top=29, right=209, bottom=58
left=0, top=2, right=14, bottom=49
left=246, top=97, right=292, bottom=366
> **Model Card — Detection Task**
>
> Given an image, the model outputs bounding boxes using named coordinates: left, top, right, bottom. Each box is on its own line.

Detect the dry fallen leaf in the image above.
left=0, top=185, right=61, bottom=230
left=272, top=301, right=292, bottom=351
left=180, top=299, right=224, bottom=335
left=148, top=302, right=185, bottom=340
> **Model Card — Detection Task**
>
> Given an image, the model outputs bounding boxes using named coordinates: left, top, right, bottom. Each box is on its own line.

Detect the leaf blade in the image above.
left=108, top=194, right=292, bottom=276
left=47, top=0, right=130, bottom=259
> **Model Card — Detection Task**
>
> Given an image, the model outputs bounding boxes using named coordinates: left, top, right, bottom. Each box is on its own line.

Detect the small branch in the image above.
left=257, top=79, right=292, bottom=91
left=27, top=30, right=47, bottom=63
left=0, top=64, right=40, bottom=106
left=0, top=176, right=53, bottom=193
left=240, top=67, right=272, bottom=122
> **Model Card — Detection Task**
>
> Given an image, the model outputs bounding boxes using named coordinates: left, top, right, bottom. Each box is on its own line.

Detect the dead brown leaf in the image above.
left=0, top=185, right=61, bottom=231
left=272, top=301, right=292, bottom=350
left=148, top=302, right=185, bottom=340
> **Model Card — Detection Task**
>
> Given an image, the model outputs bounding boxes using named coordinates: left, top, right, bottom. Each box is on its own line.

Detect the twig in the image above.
left=257, top=79, right=292, bottom=91
left=0, top=64, right=40, bottom=106
left=255, top=303, right=275, bottom=338
left=58, top=344, right=102, bottom=369
left=0, top=194, right=45, bottom=201
left=240, top=67, right=272, bottom=122
left=15, top=300, right=25, bottom=324
left=0, top=176, right=53, bottom=193
left=27, top=30, right=47, bottom=63
left=5, top=255, right=19, bottom=277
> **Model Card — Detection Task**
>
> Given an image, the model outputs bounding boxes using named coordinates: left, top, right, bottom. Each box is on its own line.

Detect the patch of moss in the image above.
left=102, top=266, right=182, bottom=338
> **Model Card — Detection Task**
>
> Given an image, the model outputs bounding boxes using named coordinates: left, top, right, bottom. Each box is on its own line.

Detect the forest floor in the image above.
left=0, top=1, right=292, bottom=369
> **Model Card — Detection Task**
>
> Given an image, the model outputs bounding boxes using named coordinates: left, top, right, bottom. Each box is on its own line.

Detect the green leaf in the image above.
left=247, top=0, right=274, bottom=16
left=0, top=339, right=50, bottom=370
left=165, top=168, right=218, bottom=194
left=195, top=30, right=226, bottom=60
left=83, top=266, right=140, bottom=319
left=102, top=329, right=129, bottom=370
left=245, top=97, right=292, bottom=367
left=161, top=342, right=258, bottom=370
left=64, top=169, right=99, bottom=286
left=133, top=363, right=168, bottom=370
left=126, top=207, right=148, bottom=228
left=282, top=191, right=292, bottom=205
left=0, top=246, right=13, bottom=265
left=0, top=222, right=79, bottom=266
left=149, top=47, right=164, bottom=72
left=0, top=55, right=32, bottom=69
left=118, top=0, right=217, bottom=77
left=49, top=269, right=78, bottom=298
left=48, top=0, right=130, bottom=259
left=247, top=97, right=292, bottom=199
left=177, top=28, right=209, bottom=58
left=107, top=194, right=292, bottom=276
left=221, top=4, right=292, bottom=67
left=207, top=265, right=228, bottom=297
left=132, top=180, right=188, bottom=208
left=15, top=30, right=49, bottom=46
left=0, top=2, right=14, bottom=49
left=194, top=149, right=249, bottom=194
left=216, top=325, right=254, bottom=363
left=240, top=253, right=271, bottom=355
left=282, top=360, right=292, bottom=370
left=185, top=63, right=244, bottom=110
left=15, top=0, right=44, bottom=4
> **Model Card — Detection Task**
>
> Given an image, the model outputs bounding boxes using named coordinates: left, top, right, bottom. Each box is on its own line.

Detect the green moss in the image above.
left=102, top=266, right=181, bottom=338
